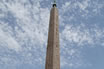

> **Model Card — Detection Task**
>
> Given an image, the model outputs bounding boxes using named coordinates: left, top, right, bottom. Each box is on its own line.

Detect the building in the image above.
left=45, top=1, right=60, bottom=69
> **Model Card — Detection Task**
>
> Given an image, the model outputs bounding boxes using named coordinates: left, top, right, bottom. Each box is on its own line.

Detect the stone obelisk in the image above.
left=45, top=0, right=60, bottom=69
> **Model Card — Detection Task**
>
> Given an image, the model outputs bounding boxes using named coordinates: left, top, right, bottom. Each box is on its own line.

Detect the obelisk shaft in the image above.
left=45, top=6, right=60, bottom=69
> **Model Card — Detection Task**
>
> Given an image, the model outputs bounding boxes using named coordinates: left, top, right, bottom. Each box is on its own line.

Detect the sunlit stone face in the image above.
left=45, top=7, right=60, bottom=69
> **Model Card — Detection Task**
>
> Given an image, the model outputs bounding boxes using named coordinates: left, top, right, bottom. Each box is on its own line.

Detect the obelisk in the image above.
left=45, top=0, right=60, bottom=69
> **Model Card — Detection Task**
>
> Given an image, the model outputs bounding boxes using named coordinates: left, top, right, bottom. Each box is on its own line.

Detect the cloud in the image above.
left=60, top=23, right=104, bottom=68
left=0, top=0, right=49, bottom=68
left=59, top=0, right=104, bottom=67
left=0, top=22, right=21, bottom=52
left=62, top=23, right=104, bottom=46
left=0, top=0, right=104, bottom=69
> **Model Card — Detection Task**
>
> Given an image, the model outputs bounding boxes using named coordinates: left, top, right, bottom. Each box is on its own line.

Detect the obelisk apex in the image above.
left=53, top=0, right=57, bottom=7
left=45, top=0, right=60, bottom=69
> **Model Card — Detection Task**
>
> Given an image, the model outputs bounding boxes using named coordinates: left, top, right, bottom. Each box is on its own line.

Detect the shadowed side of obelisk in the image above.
left=45, top=3, right=60, bottom=69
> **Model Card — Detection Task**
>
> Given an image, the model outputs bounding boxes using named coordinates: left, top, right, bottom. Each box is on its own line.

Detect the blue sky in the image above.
left=0, top=0, right=104, bottom=69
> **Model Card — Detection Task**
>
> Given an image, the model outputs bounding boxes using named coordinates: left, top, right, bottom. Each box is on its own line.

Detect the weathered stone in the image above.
left=45, top=7, right=60, bottom=69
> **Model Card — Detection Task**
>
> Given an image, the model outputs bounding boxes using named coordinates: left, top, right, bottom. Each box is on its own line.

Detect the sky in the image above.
left=0, top=0, right=104, bottom=69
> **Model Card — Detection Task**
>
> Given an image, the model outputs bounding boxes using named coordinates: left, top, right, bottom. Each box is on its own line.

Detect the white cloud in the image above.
left=60, top=23, right=104, bottom=68
left=78, top=0, right=89, bottom=10
left=0, top=0, right=49, bottom=67
left=0, top=23, right=21, bottom=52
left=60, top=0, right=104, bottom=19
left=61, top=24, right=104, bottom=46
left=0, top=0, right=104, bottom=69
